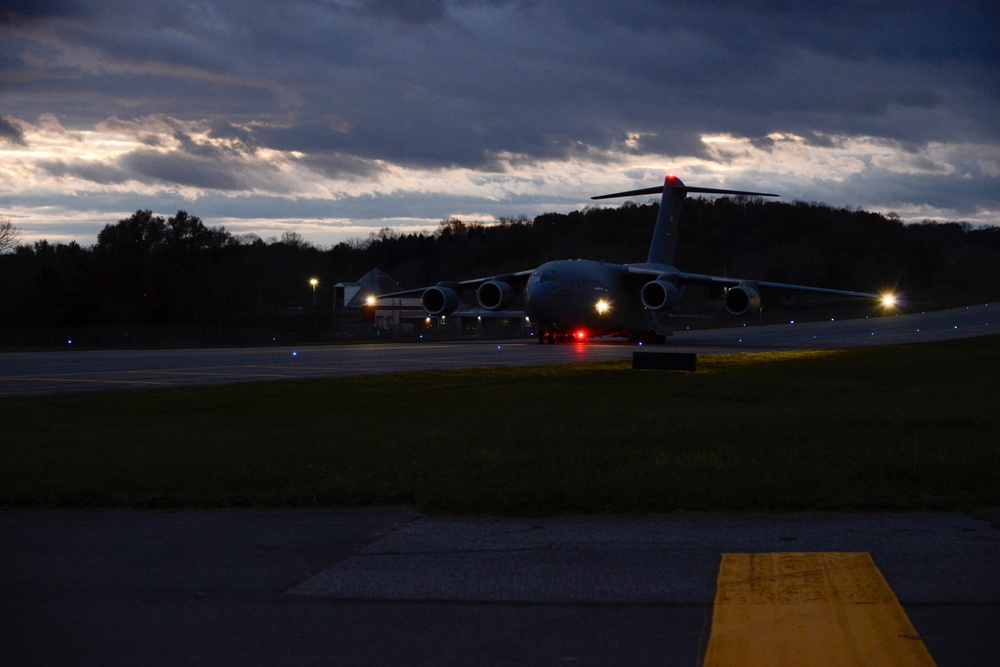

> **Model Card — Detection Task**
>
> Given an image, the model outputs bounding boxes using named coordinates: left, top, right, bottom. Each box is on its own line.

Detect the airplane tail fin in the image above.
left=592, top=175, right=779, bottom=266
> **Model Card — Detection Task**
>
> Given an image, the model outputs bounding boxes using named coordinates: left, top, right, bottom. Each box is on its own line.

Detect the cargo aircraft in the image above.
left=377, top=174, right=897, bottom=343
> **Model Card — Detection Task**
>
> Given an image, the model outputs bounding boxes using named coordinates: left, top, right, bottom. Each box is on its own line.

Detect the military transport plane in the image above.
left=378, top=174, right=897, bottom=343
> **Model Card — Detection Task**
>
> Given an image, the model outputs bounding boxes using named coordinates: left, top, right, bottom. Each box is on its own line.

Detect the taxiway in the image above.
left=1, top=304, right=995, bottom=396
left=2, top=509, right=997, bottom=666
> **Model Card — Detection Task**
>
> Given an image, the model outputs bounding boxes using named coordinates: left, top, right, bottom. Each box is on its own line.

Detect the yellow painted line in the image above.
left=703, top=553, right=936, bottom=666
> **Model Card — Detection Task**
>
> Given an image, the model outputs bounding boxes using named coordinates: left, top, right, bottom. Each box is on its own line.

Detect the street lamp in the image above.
left=309, top=278, right=319, bottom=306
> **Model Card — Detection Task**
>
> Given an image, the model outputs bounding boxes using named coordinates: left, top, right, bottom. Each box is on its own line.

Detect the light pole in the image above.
left=309, top=278, right=318, bottom=306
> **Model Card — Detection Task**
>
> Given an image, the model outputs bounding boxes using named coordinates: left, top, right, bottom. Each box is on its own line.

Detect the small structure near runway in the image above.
left=632, top=351, right=697, bottom=371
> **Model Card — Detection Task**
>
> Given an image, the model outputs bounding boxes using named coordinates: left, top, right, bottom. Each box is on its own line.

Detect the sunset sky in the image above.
left=2, top=1, right=998, bottom=247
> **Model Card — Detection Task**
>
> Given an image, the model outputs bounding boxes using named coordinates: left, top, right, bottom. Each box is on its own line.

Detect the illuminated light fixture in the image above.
left=881, top=293, right=898, bottom=308
left=595, top=299, right=610, bottom=315
left=574, top=330, right=587, bottom=340
left=366, top=295, right=376, bottom=306
left=309, top=278, right=319, bottom=288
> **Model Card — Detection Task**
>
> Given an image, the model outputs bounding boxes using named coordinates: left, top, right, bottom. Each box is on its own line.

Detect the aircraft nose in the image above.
left=525, top=279, right=555, bottom=318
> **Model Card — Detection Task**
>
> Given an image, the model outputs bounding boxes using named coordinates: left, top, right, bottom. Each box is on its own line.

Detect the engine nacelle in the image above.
left=640, top=279, right=681, bottom=312
left=421, top=286, right=460, bottom=316
left=725, top=285, right=762, bottom=316
left=477, top=280, right=515, bottom=311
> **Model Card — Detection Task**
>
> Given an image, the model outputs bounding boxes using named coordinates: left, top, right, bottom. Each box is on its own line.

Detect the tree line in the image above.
left=2, top=198, right=999, bottom=330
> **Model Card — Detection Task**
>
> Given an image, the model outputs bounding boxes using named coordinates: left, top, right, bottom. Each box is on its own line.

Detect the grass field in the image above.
left=1, top=336, right=998, bottom=514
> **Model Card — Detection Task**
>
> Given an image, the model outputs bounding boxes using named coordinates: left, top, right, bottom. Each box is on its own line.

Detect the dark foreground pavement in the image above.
left=2, top=509, right=998, bottom=666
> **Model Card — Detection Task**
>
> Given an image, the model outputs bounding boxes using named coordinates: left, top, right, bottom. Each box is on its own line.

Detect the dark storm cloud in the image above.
left=819, top=169, right=999, bottom=222
left=2, top=0, right=998, bottom=243
left=0, top=116, right=26, bottom=144
left=5, top=0, right=997, bottom=164
left=0, top=0, right=78, bottom=24
left=38, top=158, right=129, bottom=184
left=296, top=151, right=386, bottom=181
left=119, top=149, right=242, bottom=191
left=357, top=0, right=450, bottom=24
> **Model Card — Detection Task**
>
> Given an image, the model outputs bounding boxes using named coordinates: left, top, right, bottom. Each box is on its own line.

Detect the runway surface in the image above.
left=1, top=303, right=996, bottom=396
left=2, top=508, right=997, bottom=666
left=3, top=305, right=998, bottom=664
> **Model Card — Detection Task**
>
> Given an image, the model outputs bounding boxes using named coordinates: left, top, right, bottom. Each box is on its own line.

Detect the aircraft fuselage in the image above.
left=524, top=259, right=663, bottom=341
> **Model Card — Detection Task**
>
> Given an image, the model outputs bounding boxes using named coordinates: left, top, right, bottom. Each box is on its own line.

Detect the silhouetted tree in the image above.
left=0, top=217, right=20, bottom=254
left=2, top=200, right=998, bottom=335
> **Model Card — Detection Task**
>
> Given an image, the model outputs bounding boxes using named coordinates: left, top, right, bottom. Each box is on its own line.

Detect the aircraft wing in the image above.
left=678, top=272, right=881, bottom=299
left=376, top=269, right=536, bottom=300
left=625, top=265, right=884, bottom=300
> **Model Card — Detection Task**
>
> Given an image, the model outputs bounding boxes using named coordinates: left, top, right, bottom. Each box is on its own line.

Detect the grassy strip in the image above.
left=2, top=337, right=999, bottom=514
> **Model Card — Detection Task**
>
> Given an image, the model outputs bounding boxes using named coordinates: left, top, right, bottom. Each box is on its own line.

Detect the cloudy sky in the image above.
left=2, top=0, right=998, bottom=247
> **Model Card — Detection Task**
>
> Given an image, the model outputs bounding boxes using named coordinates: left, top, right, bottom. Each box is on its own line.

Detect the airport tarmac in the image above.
left=2, top=306, right=998, bottom=664
left=1, top=508, right=998, bottom=666
left=0, top=303, right=996, bottom=396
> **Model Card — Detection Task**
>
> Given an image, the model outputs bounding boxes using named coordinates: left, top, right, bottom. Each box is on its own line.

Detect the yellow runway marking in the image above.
left=703, top=553, right=936, bottom=666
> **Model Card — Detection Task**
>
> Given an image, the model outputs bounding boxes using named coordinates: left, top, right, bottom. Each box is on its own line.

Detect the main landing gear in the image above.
left=538, top=330, right=570, bottom=344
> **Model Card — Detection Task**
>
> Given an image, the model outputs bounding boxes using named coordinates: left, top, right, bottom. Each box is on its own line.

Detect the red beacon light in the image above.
left=574, top=330, right=587, bottom=340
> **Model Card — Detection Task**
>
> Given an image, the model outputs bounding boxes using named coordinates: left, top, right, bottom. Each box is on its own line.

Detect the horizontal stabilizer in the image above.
left=592, top=184, right=778, bottom=200
left=591, top=185, right=665, bottom=200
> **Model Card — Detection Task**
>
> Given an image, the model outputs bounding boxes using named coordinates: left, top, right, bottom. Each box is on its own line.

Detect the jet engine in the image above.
left=477, top=280, right=515, bottom=311
left=421, top=285, right=460, bottom=316
left=724, top=285, right=761, bottom=316
left=640, top=279, right=681, bottom=312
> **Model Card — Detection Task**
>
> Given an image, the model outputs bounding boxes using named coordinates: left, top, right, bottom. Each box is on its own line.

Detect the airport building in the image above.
left=337, top=268, right=529, bottom=339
